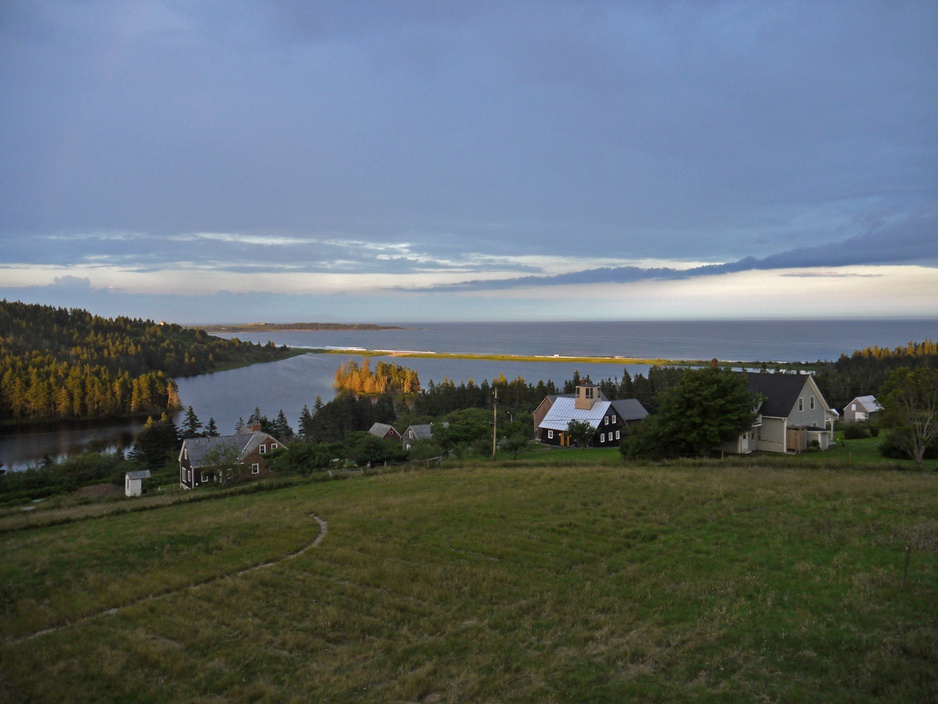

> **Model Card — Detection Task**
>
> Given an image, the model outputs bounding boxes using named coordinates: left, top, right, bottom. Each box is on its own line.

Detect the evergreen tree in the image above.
left=298, top=404, right=315, bottom=438
left=205, top=418, right=219, bottom=436
left=181, top=405, right=203, bottom=438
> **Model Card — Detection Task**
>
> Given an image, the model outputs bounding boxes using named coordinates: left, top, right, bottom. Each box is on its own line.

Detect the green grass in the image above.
left=1, top=462, right=935, bottom=702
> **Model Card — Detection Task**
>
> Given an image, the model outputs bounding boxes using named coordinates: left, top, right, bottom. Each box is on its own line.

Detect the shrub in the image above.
left=842, top=423, right=870, bottom=440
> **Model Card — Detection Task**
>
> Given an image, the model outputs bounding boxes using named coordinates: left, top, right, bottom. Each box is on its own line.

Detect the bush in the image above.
left=842, top=423, right=870, bottom=440
left=880, top=430, right=938, bottom=461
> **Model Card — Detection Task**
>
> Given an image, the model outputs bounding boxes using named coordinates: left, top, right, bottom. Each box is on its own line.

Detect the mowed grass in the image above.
left=1, top=463, right=936, bottom=703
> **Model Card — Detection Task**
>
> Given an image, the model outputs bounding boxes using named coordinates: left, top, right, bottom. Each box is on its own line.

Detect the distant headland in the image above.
left=196, top=322, right=407, bottom=333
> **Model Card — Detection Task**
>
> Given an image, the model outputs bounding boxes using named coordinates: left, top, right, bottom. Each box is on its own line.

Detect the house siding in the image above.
left=179, top=432, right=284, bottom=489
left=757, top=417, right=787, bottom=453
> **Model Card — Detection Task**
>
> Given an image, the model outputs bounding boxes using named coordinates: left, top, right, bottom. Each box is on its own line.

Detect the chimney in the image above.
left=575, top=383, right=598, bottom=410
left=251, top=423, right=262, bottom=432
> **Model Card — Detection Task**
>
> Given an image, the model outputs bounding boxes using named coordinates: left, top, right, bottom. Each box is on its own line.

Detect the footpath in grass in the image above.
left=0, top=462, right=935, bottom=703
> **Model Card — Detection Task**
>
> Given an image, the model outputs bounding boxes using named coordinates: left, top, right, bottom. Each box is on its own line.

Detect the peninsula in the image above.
left=197, top=322, right=407, bottom=333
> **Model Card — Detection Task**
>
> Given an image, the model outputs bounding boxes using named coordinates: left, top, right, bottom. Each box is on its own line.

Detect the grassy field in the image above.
left=1, top=460, right=935, bottom=702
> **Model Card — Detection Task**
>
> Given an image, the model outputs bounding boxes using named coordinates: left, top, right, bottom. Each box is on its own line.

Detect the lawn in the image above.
left=1, top=461, right=935, bottom=702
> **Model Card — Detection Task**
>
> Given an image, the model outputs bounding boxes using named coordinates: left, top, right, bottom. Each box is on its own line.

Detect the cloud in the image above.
left=51, top=275, right=92, bottom=290
left=428, top=213, right=938, bottom=291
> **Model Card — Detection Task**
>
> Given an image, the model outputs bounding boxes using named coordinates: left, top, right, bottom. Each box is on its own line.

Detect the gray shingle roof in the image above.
left=610, top=398, right=649, bottom=421
left=744, top=372, right=812, bottom=418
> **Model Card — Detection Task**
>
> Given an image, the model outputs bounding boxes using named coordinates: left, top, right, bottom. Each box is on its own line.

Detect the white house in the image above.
left=725, top=372, right=836, bottom=454
left=843, top=395, right=883, bottom=424
left=124, top=469, right=151, bottom=497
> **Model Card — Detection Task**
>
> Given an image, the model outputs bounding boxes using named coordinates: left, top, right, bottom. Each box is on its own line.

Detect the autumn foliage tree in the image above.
left=333, top=359, right=420, bottom=395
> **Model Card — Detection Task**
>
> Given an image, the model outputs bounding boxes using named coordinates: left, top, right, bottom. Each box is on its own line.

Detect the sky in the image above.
left=1, top=0, right=936, bottom=324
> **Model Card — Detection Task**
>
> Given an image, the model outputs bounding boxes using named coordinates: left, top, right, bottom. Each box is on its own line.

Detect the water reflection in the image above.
left=0, top=352, right=647, bottom=471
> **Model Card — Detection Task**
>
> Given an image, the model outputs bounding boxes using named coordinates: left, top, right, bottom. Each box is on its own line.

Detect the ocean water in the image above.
left=217, top=319, right=937, bottom=363
left=2, top=319, right=935, bottom=470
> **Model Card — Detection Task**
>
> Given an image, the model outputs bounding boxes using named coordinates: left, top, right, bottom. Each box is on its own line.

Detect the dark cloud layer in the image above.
left=434, top=213, right=938, bottom=291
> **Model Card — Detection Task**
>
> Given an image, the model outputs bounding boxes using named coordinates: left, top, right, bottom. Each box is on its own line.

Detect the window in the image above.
left=271, top=442, right=278, bottom=450
left=600, top=433, right=606, bottom=443
left=547, top=429, right=554, bottom=439
left=252, top=463, right=260, bottom=474
left=604, top=416, right=609, bottom=425
left=810, top=396, right=815, bottom=410
left=184, top=449, right=187, bottom=460
left=259, top=444, right=267, bottom=454
left=615, top=430, right=621, bottom=440
left=201, top=472, right=208, bottom=482
left=612, top=414, right=617, bottom=424
left=585, top=387, right=594, bottom=399
left=798, top=398, right=804, bottom=412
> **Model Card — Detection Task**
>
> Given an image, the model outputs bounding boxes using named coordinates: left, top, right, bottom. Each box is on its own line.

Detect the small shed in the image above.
left=125, top=470, right=151, bottom=497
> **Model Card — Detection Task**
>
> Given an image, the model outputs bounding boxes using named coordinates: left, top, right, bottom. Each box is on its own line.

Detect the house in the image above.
left=724, top=372, right=835, bottom=454
left=124, top=469, right=151, bottom=497
left=178, top=426, right=287, bottom=489
left=401, top=423, right=434, bottom=451
left=536, top=383, right=648, bottom=448
left=843, top=395, right=882, bottom=424
left=368, top=422, right=401, bottom=441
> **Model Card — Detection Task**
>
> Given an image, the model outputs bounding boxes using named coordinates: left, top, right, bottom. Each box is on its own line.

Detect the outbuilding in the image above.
left=125, top=469, right=151, bottom=497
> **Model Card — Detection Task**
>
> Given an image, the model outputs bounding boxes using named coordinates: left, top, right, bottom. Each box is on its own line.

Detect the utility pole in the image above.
left=492, top=388, right=498, bottom=461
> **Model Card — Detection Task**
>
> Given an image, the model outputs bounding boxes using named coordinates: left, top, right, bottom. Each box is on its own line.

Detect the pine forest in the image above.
left=0, top=300, right=293, bottom=423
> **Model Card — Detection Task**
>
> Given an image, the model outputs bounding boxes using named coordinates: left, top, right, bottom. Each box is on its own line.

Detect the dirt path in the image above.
left=8, top=513, right=328, bottom=644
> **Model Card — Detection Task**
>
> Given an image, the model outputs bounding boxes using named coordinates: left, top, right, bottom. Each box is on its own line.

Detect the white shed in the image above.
left=125, top=470, right=151, bottom=497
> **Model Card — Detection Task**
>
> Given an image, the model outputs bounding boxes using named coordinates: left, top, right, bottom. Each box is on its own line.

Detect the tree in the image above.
left=272, top=409, right=294, bottom=441
left=181, top=405, right=203, bottom=438
left=130, top=415, right=181, bottom=469
left=200, top=442, right=243, bottom=484
left=566, top=419, right=595, bottom=448
left=879, top=367, right=938, bottom=466
left=501, top=429, right=532, bottom=459
left=625, top=368, right=757, bottom=459
left=205, top=418, right=219, bottom=437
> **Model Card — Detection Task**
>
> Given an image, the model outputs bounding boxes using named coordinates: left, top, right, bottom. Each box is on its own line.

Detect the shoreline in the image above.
left=295, top=347, right=809, bottom=370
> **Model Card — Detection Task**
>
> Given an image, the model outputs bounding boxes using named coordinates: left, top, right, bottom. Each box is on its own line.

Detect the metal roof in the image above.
left=538, top=397, right=611, bottom=432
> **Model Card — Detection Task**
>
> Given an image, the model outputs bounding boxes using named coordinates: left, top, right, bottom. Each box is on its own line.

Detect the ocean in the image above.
left=214, top=319, right=937, bottom=363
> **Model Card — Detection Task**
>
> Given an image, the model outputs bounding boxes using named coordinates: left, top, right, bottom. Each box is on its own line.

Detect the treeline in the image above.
left=298, top=365, right=684, bottom=445
left=0, top=300, right=292, bottom=422
left=333, top=359, right=421, bottom=394
left=812, top=339, right=937, bottom=411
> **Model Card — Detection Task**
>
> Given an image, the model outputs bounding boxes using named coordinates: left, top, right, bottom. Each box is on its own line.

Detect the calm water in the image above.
left=3, top=319, right=934, bottom=470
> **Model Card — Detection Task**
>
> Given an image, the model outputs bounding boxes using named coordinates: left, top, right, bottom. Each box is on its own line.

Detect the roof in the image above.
left=744, top=372, right=814, bottom=417
left=369, top=423, right=399, bottom=437
left=125, top=470, right=151, bottom=480
left=610, top=398, right=649, bottom=421
left=180, top=431, right=280, bottom=468
left=539, top=397, right=613, bottom=432
left=403, top=424, right=434, bottom=440
left=851, top=395, right=883, bottom=412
